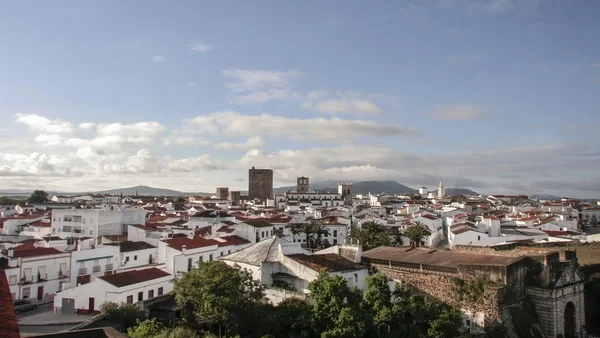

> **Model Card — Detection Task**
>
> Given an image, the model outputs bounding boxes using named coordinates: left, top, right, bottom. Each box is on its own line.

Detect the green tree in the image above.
left=127, top=318, right=164, bottom=338
left=312, top=222, right=331, bottom=249
left=100, top=302, right=146, bottom=331
left=28, top=190, right=48, bottom=204
left=308, top=270, right=364, bottom=336
left=0, top=196, right=20, bottom=205
left=173, top=261, right=264, bottom=335
left=427, top=306, right=463, bottom=338
left=298, top=222, right=314, bottom=249
left=349, top=221, right=391, bottom=250
left=404, top=221, right=432, bottom=247
left=271, top=298, right=314, bottom=337
left=289, top=223, right=302, bottom=242
left=175, top=197, right=186, bottom=203
left=364, top=273, right=392, bottom=314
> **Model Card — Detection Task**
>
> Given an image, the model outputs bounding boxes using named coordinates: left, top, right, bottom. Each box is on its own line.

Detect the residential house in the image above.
left=158, top=234, right=251, bottom=275
left=53, top=267, right=172, bottom=314
left=68, top=245, right=120, bottom=289
left=51, top=206, right=147, bottom=242
left=105, top=241, right=158, bottom=269
left=220, top=237, right=368, bottom=305
left=1, top=246, right=71, bottom=301
left=51, top=196, right=74, bottom=204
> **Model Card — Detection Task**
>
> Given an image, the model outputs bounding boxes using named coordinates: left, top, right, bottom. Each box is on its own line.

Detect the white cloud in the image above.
left=222, top=69, right=302, bottom=93
left=214, top=136, right=265, bottom=150
left=189, top=42, right=213, bottom=53
left=35, top=134, right=64, bottom=146
left=313, top=99, right=381, bottom=115
left=15, top=113, right=73, bottom=134
left=191, top=111, right=415, bottom=141
left=167, top=154, right=224, bottom=172
left=150, top=56, right=166, bottom=63
left=79, top=122, right=96, bottom=130
left=432, top=104, right=484, bottom=120
left=96, top=121, right=165, bottom=137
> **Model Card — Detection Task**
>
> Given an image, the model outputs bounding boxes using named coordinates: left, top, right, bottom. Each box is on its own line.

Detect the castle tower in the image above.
left=296, top=176, right=309, bottom=193
left=437, top=180, right=446, bottom=199
left=338, top=181, right=353, bottom=205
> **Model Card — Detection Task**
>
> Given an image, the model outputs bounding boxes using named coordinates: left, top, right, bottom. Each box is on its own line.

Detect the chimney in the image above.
left=8, top=247, right=14, bottom=257
left=182, top=245, right=187, bottom=254
left=187, top=232, right=194, bottom=240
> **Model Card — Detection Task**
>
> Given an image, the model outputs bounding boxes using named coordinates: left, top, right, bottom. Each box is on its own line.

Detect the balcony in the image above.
left=37, top=273, right=47, bottom=282
left=105, top=263, right=114, bottom=271
left=59, top=270, right=69, bottom=279
left=19, top=276, right=33, bottom=285
left=92, top=265, right=101, bottom=273
left=78, top=267, right=88, bottom=276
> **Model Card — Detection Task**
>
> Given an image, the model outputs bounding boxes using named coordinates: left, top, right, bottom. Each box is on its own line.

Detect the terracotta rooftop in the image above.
left=105, top=241, right=156, bottom=253
left=164, top=235, right=250, bottom=251
left=98, top=268, right=171, bottom=288
left=286, top=253, right=365, bottom=272
left=12, top=247, right=64, bottom=258
left=0, top=269, right=20, bottom=337
left=362, top=247, right=521, bottom=268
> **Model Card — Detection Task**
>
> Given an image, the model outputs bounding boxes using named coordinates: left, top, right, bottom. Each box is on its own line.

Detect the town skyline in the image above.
left=1, top=1, right=600, bottom=197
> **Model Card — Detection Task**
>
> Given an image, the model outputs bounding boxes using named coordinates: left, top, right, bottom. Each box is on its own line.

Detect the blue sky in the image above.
left=1, top=0, right=599, bottom=197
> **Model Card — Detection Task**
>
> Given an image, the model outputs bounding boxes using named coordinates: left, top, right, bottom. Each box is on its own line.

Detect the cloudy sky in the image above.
left=1, top=0, right=599, bottom=197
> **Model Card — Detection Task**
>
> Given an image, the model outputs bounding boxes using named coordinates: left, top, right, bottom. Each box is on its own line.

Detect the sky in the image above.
left=1, top=0, right=599, bottom=197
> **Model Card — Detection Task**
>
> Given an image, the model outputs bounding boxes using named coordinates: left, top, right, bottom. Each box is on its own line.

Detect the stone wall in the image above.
left=376, top=266, right=506, bottom=329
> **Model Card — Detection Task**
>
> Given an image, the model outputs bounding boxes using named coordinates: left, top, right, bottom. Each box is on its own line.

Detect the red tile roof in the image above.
left=29, top=220, right=51, bottom=227
left=0, top=269, right=20, bottom=337
left=164, top=235, right=250, bottom=251
left=12, top=247, right=63, bottom=258
left=98, top=268, right=171, bottom=287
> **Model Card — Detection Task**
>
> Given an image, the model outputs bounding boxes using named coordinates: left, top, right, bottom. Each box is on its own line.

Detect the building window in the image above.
left=158, top=287, right=164, bottom=296
left=134, top=255, right=137, bottom=261
left=127, top=295, right=133, bottom=304
left=138, top=292, right=143, bottom=302
left=199, top=256, right=203, bottom=262
left=90, top=230, right=93, bottom=236
left=53, top=217, right=56, bottom=222
left=477, top=236, right=481, bottom=241
left=228, top=250, right=231, bottom=254
left=333, top=230, right=338, bottom=237
left=23, top=287, right=31, bottom=299
left=63, top=226, right=72, bottom=232
left=188, top=258, right=192, bottom=271
left=209, top=254, right=213, bottom=261
left=125, top=256, right=130, bottom=262
left=148, top=290, right=154, bottom=298
left=333, top=239, right=338, bottom=245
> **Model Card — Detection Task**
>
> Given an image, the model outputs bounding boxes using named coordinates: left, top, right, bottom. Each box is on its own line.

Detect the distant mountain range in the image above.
left=0, top=181, right=478, bottom=198
left=273, top=180, right=479, bottom=196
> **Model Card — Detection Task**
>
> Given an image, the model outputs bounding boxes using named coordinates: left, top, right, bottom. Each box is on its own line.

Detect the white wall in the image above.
left=54, top=274, right=173, bottom=313
left=70, top=246, right=120, bottom=288
left=8, top=252, right=71, bottom=300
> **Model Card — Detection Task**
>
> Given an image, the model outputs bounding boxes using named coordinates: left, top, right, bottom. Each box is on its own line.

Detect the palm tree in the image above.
left=350, top=226, right=373, bottom=249
left=290, top=223, right=302, bottom=242
left=312, top=222, right=330, bottom=249
left=404, top=221, right=431, bottom=247
left=299, top=222, right=314, bottom=248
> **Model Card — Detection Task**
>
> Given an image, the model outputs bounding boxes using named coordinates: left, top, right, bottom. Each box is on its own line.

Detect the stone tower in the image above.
left=437, top=180, right=446, bottom=199
left=296, top=176, right=309, bottom=193
left=338, top=181, right=353, bottom=204
left=248, top=167, right=274, bottom=201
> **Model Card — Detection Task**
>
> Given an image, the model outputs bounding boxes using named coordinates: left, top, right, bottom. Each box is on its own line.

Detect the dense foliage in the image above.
left=28, top=190, right=48, bottom=203
left=100, top=301, right=147, bottom=331
left=404, top=220, right=432, bottom=247
left=129, top=261, right=467, bottom=338
left=349, top=221, right=402, bottom=250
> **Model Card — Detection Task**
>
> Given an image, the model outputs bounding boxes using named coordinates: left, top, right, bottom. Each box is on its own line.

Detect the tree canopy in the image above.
left=404, top=221, right=432, bottom=247
left=28, top=190, right=48, bottom=203
left=146, top=261, right=466, bottom=338
left=173, top=260, right=264, bottom=335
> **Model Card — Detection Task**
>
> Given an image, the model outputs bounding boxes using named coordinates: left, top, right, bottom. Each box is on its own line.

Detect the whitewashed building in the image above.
left=1, top=246, right=71, bottom=301
left=220, top=237, right=368, bottom=305
left=51, top=206, right=147, bottom=242
left=53, top=267, right=172, bottom=314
